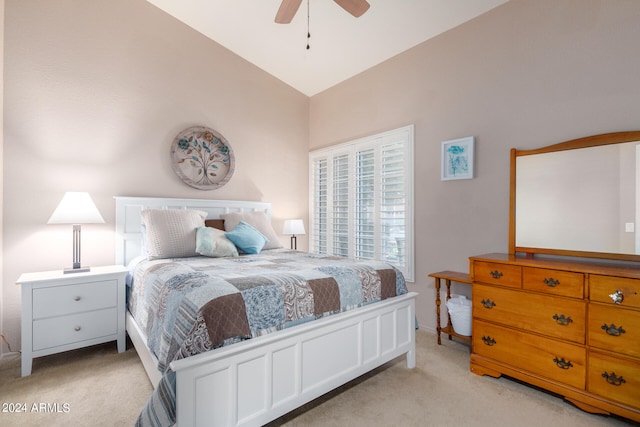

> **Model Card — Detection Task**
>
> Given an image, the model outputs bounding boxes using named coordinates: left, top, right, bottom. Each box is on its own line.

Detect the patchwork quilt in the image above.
left=130, top=249, right=408, bottom=426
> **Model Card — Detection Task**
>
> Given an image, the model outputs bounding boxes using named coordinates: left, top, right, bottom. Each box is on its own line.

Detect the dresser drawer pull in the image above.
left=481, top=336, right=496, bottom=346
left=544, top=277, right=560, bottom=287
left=74, top=326, right=82, bottom=332
left=74, top=296, right=81, bottom=301
left=553, top=357, right=573, bottom=370
left=481, top=299, right=496, bottom=309
left=552, top=314, right=573, bottom=326
left=489, top=270, right=503, bottom=279
left=602, top=371, right=626, bottom=386
left=608, top=290, right=624, bottom=304
left=601, top=323, right=626, bottom=336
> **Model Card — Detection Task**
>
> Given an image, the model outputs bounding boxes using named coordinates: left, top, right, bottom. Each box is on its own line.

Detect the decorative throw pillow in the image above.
left=225, top=221, right=268, bottom=254
left=196, top=226, right=239, bottom=258
left=220, top=211, right=282, bottom=250
left=140, top=209, right=207, bottom=260
left=204, top=219, right=225, bottom=231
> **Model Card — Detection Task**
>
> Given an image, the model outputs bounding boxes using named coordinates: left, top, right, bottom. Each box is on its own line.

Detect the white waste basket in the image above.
left=446, top=295, right=472, bottom=336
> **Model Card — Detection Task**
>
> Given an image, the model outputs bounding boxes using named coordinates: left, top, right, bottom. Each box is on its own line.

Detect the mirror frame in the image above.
left=509, top=130, right=640, bottom=262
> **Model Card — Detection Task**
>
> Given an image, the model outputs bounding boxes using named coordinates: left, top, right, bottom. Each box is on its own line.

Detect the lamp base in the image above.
left=63, top=266, right=91, bottom=274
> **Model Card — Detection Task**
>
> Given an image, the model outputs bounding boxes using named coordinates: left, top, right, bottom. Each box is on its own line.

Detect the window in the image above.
left=309, top=125, right=414, bottom=281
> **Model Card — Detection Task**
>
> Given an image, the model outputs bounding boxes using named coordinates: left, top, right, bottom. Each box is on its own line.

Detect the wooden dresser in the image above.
left=469, top=253, right=640, bottom=422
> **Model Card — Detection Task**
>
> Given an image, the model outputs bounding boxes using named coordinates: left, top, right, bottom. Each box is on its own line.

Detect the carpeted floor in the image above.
left=0, top=339, right=151, bottom=427
left=0, top=330, right=635, bottom=426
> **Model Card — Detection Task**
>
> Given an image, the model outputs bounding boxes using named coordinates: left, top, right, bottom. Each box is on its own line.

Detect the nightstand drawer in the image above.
left=32, top=308, right=118, bottom=351
left=32, top=280, right=117, bottom=319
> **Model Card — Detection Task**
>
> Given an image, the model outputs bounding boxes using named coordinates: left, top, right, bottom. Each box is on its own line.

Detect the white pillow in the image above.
left=140, top=209, right=207, bottom=260
left=196, top=226, right=239, bottom=258
left=220, top=211, right=282, bottom=250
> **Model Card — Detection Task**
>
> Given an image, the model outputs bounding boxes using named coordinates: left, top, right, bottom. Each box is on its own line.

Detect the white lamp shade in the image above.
left=47, top=192, right=105, bottom=224
left=283, top=219, right=306, bottom=235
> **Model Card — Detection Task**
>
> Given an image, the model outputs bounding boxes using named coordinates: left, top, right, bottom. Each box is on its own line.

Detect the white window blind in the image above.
left=309, top=125, right=414, bottom=281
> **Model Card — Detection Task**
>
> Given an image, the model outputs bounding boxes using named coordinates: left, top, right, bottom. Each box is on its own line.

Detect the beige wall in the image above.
left=2, top=0, right=309, bottom=353
left=0, top=0, right=4, bottom=354
left=309, top=0, right=640, bottom=329
left=3, top=0, right=640, bottom=353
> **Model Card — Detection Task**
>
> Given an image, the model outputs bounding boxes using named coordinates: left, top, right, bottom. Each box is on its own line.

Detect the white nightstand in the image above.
left=18, top=265, right=128, bottom=376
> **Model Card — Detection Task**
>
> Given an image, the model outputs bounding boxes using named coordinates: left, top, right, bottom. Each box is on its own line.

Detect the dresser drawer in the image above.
left=32, top=308, right=118, bottom=351
left=473, top=283, right=585, bottom=343
left=523, top=267, right=584, bottom=299
left=588, top=350, right=640, bottom=409
left=473, top=320, right=586, bottom=389
left=588, top=303, right=640, bottom=358
left=590, top=275, right=640, bottom=309
left=32, top=280, right=117, bottom=319
left=473, top=261, right=521, bottom=288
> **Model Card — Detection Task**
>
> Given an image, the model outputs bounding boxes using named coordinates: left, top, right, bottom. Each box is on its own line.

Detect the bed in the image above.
left=115, top=196, right=417, bottom=427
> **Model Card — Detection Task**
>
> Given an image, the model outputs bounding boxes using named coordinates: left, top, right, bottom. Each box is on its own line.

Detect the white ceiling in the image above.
left=146, top=0, right=510, bottom=96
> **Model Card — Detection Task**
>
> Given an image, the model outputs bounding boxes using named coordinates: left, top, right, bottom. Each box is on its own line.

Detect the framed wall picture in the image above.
left=441, top=136, right=474, bottom=180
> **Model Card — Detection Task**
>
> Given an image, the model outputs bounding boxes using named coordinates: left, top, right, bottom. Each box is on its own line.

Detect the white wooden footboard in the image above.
left=171, top=292, right=417, bottom=427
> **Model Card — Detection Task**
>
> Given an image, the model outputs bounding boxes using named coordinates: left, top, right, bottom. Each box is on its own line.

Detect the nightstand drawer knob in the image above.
left=74, top=326, right=82, bottom=332
left=74, top=296, right=81, bottom=301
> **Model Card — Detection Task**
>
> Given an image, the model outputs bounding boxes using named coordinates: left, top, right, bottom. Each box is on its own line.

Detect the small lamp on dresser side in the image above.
left=47, top=192, right=105, bottom=273
left=283, top=219, right=305, bottom=250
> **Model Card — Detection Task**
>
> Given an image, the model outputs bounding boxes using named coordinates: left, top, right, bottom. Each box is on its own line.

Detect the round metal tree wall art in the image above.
left=170, top=126, right=235, bottom=190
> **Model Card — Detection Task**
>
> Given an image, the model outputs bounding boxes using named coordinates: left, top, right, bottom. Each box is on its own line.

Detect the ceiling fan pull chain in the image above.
left=306, top=0, right=311, bottom=50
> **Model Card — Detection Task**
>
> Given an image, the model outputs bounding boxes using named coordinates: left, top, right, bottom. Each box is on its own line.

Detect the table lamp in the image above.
left=283, top=219, right=305, bottom=250
left=47, top=192, right=105, bottom=273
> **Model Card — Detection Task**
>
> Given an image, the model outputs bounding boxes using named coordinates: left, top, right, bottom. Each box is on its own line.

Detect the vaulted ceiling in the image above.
left=146, top=0, right=510, bottom=96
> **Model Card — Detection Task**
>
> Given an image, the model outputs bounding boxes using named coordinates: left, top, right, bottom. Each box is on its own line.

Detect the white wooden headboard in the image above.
left=114, top=196, right=272, bottom=266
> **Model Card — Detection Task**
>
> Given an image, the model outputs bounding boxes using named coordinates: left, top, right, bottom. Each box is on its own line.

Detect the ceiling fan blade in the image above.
left=334, top=0, right=370, bottom=18
left=275, top=0, right=303, bottom=24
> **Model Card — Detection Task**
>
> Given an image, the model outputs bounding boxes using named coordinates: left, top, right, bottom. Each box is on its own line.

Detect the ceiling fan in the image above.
left=275, top=0, right=370, bottom=24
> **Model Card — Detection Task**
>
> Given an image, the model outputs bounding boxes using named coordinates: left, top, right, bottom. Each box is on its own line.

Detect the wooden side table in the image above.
left=429, top=270, right=472, bottom=344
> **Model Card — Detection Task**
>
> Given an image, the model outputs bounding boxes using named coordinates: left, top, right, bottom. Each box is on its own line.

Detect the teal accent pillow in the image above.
left=225, top=221, right=269, bottom=254
left=195, top=227, right=239, bottom=258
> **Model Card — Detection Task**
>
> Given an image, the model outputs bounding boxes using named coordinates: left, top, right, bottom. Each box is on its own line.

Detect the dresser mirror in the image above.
left=509, top=131, right=640, bottom=262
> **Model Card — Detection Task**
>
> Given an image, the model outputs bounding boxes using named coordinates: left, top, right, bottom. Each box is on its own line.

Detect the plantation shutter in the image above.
left=333, top=154, right=350, bottom=257
left=309, top=125, right=414, bottom=281
left=311, top=157, right=328, bottom=253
